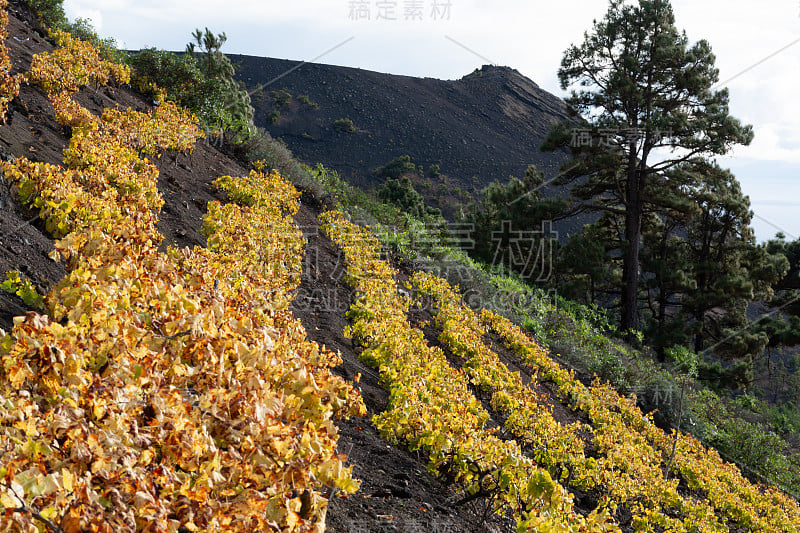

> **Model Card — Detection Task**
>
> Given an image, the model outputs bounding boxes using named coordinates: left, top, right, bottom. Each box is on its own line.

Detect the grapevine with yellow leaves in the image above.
left=482, top=310, right=800, bottom=531
left=0, top=0, right=21, bottom=122
left=0, top=21, right=364, bottom=533
left=26, top=29, right=130, bottom=96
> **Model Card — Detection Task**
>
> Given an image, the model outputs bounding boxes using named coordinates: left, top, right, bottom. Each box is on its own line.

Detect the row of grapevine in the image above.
left=0, top=19, right=363, bottom=532
left=411, top=272, right=590, bottom=483
left=320, top=210, right=617, bottom=532
left=481, top=312, right=800, bottom=531
left=413, top=272, right=724, bottom=531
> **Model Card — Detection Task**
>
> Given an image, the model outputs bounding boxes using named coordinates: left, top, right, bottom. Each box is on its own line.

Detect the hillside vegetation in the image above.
left=0, top=0, right=798, bottom=532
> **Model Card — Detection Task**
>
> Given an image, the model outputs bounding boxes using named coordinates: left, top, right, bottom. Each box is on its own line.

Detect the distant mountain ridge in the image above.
left=231, top=57, right=573, bottom=201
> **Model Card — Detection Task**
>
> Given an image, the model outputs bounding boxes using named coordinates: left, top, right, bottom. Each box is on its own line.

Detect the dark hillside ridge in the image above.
left=232, top=57, right=572, bottom=196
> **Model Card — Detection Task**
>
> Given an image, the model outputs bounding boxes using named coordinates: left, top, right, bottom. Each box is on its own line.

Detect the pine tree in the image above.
left=187, top=28, right=231, bottom=79
left=543, top=0, right=753, bottom=335
left=640, top=214, right=694, bottom=361
left=556, top=220, right=619, bottom=306
left=185, top=28, right=253, bottom=138
left=654, top=160, right=786, bottom=385
left=755, top=235, right=800, bottom=352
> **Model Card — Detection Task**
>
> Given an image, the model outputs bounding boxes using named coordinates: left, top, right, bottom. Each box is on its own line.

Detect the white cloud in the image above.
left=732, top=123, right=800, bottom=163
left=63, top=0, right=104, bottom=31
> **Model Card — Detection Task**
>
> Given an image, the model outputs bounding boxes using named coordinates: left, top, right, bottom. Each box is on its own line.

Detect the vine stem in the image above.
left=4, top=482, right=64, bottom=533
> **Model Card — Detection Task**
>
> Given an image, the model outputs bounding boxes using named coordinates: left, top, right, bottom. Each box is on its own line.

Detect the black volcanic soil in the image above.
left=231, top=55, right=573, bottom=199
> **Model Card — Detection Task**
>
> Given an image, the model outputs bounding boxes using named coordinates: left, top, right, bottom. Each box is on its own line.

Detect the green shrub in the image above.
left=709, top=418, right=795, bottom=486
left=693, top=388, right=800, bottom=492
left=27, top=0, right=67, bottom=29
left=377, top=176, right=427, bottom=219
left=297, top=94, right=318, bottom=109
left=266, top=110, right=280, bottom=124
left=637, top=374, right=698, bottom=433
left=543, top=307, right=633, bottom=390
left=665, top=345, right=699, bottom=377
left=770, top=411, right=799, bottom=435
left=735, top=392, right=759, bottom=411
left=333, top=118, right=355, bottom=134
left=238, top=129, right=306, bottom=180
left=766, top=403, right=800, bottom=435
left=375, top=155, right=417, bottom=179
left=270, top=89, right=292, bottom=109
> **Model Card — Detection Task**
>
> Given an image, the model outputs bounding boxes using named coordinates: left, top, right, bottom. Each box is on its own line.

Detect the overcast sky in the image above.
left=63, top=0, right=800, bottom=241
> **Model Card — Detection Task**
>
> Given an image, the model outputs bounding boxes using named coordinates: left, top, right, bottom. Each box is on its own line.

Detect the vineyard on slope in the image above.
left=0, top=14, right=363, bottom=532
left=0, top=2, right=799, bottom=531
left=482, top=311, right=800, bottom=531
left=320, top=205, right=800, bottom=531
left=320, top=210, right=617, bottom=532
left=414, top=272, right=722, bottom=531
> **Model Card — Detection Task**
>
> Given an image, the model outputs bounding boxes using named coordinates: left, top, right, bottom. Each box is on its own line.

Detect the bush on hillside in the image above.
left=236, top=128, right=306, bottom=181
left=333, top=117, right=355, bottom=134
left=27, top=0, right=66, bottom=28
left=375, top=154, right=417, bottom=179
left=129, top=28, right=254, bottom=141
left=266, top=110, right=280, bottom=123
left=297, top=93, right=318, bottom=109
left=377, top=176, right=426, bottom=218
left=270, top=88, right=292, bottom=109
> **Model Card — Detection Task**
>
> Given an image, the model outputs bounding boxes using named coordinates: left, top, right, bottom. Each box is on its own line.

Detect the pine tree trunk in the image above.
left=621, top=161, right=642, bottom=336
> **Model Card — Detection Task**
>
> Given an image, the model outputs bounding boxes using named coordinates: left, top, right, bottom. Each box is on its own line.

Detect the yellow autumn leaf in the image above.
left=0, top=491, right=18, bottom=509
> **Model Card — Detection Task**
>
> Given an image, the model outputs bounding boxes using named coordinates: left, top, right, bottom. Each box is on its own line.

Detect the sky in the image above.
left=63, top=0, right=800, bottom=242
